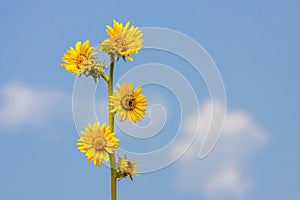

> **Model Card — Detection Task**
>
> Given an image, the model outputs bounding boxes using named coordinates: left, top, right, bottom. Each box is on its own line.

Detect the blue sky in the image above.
left=0, top=0, right=300, bottom=200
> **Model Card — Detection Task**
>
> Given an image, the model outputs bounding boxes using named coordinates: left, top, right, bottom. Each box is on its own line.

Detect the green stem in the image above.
left=108, top=54, right=117, bottom=200
left=101, top=73, right=109, bottom=83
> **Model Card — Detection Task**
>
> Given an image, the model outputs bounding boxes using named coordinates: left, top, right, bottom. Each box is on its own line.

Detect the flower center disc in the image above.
left=116, top=37, right=128, bottom=52
left=93, top=137, right=106, bottom=150
left=121, top=95, right=135, bottom=110
left=77, top=54, right=87, bottom=65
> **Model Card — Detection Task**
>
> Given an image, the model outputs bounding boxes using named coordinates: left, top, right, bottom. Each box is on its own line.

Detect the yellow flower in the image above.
left=117, top=155, right=139, bottom=180
left=105, top=20, right=131, bottom=38
left=100, top=20, right=143, bottom=61
left=77, top=122, right=119, bottom=167
left=61, top=39, right=97, bottom=75
left=109, top=82, right=148, bottom=123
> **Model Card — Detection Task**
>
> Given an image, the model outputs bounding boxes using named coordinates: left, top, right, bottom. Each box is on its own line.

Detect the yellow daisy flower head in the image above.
left=117, top=155, right=139, bottom=181
left=109, top=82, right=148, bottom=123
left=77, top=122, right=119, bottom=167
left=105, top=20, right=131, bottom=38
left=61, top=39, right=97, bottom=75
left=100, top=20, right=144, bottom=62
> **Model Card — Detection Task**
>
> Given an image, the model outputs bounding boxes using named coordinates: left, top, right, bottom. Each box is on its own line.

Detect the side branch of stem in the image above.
left=101, top=73, right=109, bottom=83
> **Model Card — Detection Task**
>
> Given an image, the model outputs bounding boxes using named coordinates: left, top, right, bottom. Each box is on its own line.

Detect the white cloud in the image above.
left=205, top=165, right=252, bottom=198
left=172, top=100, right=268, bottom=199
left=0, top=81, right=69, bottom=131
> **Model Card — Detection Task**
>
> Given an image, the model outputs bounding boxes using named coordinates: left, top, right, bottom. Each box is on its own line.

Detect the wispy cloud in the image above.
left=0, top=81, right=69, bottom=132
left=172, top=100, right=268, bottom=199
